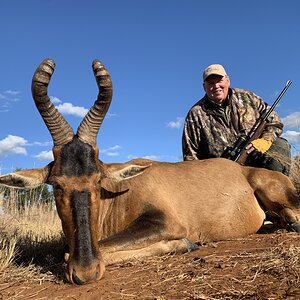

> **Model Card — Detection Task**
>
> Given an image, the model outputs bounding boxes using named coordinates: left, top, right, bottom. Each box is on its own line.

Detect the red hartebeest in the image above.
left=0, top=59, right=299, bottom=285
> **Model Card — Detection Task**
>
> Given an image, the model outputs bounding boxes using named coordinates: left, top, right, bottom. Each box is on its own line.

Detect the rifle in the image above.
left=222, top=80, right=292, bottom=165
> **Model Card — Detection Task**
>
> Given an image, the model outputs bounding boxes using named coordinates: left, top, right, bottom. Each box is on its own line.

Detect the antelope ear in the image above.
left=0, top=164, right=52, bottom=189
left=100, top=164, right=151, bottom=192
left=107, top=164, right=151, bottom=181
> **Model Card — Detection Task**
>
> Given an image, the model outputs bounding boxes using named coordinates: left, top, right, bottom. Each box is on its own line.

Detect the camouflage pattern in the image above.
left=182, top=88, right=284, bottom=161
left=248, top=137, right=291, bottom=175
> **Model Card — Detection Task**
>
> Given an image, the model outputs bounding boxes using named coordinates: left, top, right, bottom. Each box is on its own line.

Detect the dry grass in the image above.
left=290, top=155, right=300, bottom=191
left=0, top=236, right=16, bottom=273
left=0, top=185, right=64, bottom=285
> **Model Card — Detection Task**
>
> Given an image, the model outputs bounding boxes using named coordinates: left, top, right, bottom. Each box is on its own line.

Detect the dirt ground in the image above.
left=1, top=228, right=299, bottom=300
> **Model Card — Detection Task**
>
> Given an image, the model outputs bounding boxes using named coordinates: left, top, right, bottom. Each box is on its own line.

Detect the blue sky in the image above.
left=1, top=0, right=300, bottom=174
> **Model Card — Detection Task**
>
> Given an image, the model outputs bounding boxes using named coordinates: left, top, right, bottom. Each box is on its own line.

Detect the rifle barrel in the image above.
left=265, top=80, right=292, bottom=120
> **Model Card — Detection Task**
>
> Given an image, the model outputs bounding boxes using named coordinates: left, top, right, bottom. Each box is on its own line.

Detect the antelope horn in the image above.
left=31, top=59, right=74, bottom=146
left=77, top=59, right=112, bottom=146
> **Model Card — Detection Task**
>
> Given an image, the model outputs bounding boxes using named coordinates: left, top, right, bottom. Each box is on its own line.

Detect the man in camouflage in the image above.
left=182, top=64, right=291, bottom=175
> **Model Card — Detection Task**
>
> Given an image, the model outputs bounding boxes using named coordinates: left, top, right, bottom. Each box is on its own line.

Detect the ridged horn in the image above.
left=77, top=59, right=113, bottom=146
left=31, top=59, right=74, bottom=146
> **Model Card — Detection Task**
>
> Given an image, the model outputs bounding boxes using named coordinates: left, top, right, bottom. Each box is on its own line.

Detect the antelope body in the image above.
left=0, top=59, right=299, bottom=285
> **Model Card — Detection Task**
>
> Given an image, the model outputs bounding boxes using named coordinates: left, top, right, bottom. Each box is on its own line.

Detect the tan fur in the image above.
left=100, top=159, right=273, bottom=244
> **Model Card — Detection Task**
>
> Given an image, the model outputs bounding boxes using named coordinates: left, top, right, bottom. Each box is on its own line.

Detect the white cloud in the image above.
left=167, top=117, right=184, bottom=129
left=0, top=135, right=28, bottom=156
left=55, top=102, right=88, bottom=118
left=282, top=130, right=300, bottom=144
left=34, top=150, right=53, bottom=161
left=107, top=151, right=120, bottom=156
left=50, top=96, right=62, bottom=104
left=100, top=145, right=121, bottom=152
left=282, top=112, right=300, bottom=129
left=0, top=90, right=21, bottom=112
left=31, top=141, right=53, bottom=147
left=51, top=96, right=88, bottom=117
left=4, top=90, right=20, bottom=96
left=107, top=112, right=117, bottom=118
left=100, top=145, right=121, bottom=156
left=49, top=96, right=117, bottom=119
left=25, top=140, right=52, bottom=147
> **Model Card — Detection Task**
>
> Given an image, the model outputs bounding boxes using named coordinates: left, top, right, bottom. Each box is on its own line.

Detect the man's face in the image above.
left=203, top=75, right=230, bottom=105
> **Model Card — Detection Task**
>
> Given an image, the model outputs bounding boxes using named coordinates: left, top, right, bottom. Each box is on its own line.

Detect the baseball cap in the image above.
left=203, top=64, right=227, bottom=81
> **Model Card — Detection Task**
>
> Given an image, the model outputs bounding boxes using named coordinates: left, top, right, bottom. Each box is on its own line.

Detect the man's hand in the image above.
left=245, top=138, right=272, bottom=155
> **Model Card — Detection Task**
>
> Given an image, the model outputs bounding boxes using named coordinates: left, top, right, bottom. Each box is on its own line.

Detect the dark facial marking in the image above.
left=60, top=136, right=97, bottom=177
left=71, top=189, right=97, bottom=266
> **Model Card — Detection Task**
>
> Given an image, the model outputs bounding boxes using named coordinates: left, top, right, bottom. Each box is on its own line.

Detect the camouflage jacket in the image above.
left=182, top=88, right=284, bottom=161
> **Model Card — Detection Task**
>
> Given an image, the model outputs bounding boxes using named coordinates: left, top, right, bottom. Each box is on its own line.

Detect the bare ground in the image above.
left=0, top=227, right=299, bottom=300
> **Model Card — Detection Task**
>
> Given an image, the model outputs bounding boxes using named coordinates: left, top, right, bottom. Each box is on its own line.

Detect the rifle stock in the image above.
left=234, top=120, right=267, bottom=164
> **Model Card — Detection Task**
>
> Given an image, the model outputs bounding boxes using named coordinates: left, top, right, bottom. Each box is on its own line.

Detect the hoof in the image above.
left=64, top=244, right=70, bottom=262
left=183, top=238, right=199, bottom=252
left=288, top=222, right=300, bottom=232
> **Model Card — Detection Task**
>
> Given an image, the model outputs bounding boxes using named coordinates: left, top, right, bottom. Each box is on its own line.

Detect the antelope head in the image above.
left=33, top=59, right=113, bottom=284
